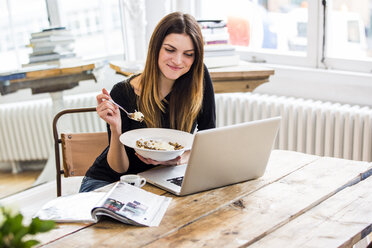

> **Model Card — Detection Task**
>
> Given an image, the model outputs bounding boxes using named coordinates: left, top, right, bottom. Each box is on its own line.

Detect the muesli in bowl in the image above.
left=136, top=138, right=184, bottom=151
left=120, top=128, right=193, bottom=161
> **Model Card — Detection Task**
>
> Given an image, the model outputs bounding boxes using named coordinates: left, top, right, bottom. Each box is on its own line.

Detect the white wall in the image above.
left=254, top=64, right=372, bottom=108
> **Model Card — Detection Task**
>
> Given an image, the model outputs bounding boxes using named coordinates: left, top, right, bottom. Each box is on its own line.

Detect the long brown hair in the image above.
left=137, top=12, right=204, bottom=133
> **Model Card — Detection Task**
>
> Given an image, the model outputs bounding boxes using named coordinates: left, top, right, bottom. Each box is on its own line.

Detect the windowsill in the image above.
left=260, top=62, right=372, bottom=79
left=244, top=60, right=372, bottom=108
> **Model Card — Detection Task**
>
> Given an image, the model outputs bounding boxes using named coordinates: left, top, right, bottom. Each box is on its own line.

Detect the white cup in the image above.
left=120, top=174, right=146, bottom=188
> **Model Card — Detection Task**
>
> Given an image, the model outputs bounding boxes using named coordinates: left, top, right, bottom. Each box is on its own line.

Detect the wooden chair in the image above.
left=53, top=107, right=108, bottom=196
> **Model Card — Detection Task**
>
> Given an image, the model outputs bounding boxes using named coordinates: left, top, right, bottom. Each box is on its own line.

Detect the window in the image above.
left=2, top=0, right=372, bottom=74
left=324, top=0, right=372, bottom=72
left=0, top=0, right=49, bottom=72
left=57, top=0, right=124, bottom=60
left=199, top=0, right=316, bottom=67
left=0, top=0, right=124, bottom=72
left=198, top=0, right=372, bottom=73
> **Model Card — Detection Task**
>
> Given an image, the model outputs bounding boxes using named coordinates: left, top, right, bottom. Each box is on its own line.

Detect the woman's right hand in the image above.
left=96, top=88, right=121, bottom=134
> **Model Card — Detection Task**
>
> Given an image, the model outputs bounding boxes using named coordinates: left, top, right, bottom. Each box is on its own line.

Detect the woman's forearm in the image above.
left=107, top=129, right=130, bottom=173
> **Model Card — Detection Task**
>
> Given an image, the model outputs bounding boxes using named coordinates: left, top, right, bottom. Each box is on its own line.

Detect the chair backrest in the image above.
left=61, top=132, right=108, bottom=176
left=53, top=107, right=108, bottom=196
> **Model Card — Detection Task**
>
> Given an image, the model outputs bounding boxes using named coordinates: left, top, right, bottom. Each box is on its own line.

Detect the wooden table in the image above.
left=208, top=63, right=274, bottom=93
left=2, top=150, right=372, bottom=247
left=109, top=61, right=274, bottom=93
left=0, top=63, right=96, bottom=95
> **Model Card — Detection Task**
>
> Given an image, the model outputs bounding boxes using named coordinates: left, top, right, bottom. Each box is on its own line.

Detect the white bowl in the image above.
left=119, top=128, right=194, bottom=162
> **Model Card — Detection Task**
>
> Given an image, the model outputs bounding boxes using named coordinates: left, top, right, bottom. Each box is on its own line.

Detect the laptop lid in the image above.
left=179, top=116, right=281, bottom=195
left=139, top=117, right=281, bottom=196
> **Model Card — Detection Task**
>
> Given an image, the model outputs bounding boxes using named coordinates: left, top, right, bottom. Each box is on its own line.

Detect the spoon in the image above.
left=108, top=99, right=144, bottom=122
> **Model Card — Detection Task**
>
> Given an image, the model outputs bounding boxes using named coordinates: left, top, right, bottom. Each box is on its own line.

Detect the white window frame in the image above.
left=44, top=0, right=125, bottom=61
left=45, top=0, right=63, bottom=27
left=321, top=1, right=372, bottom=72
left=236, top=1, right=321, bottom=69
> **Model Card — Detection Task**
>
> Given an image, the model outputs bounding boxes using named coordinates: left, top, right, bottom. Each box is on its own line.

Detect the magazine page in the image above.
left=92, top=182, right=172, bottom=227
left=34, top=191, right=106, bottom=223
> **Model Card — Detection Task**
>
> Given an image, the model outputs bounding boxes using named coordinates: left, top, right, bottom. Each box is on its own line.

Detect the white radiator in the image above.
left=0, top=92, right=371, bottom=162
left=0, top=92, right=106, bottom=162
left=216, top=93, right=372, bottom=162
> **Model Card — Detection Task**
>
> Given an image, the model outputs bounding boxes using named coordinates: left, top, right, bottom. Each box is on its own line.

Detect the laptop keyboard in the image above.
left=166, top=176, right=184, bottom=187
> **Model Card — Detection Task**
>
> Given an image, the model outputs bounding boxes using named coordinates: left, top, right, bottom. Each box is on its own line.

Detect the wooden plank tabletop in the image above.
left=0, top=63, right=96, bottom=95
left=250, top=174, right=372, bottom=248
left=4, top=150, right=371, bottom=247
left=208, top=64, right=274, bottom=81
left=34, top=150, right=372, bottom=248
left=142, top=157, right=372, bottom=248
left=209, top=63, right=274, bottom=93
left=42, top=151, right=319, bottom=247
left=21, top=63, right=95, bottom=81
left=0, top=63, right=95, bottom=84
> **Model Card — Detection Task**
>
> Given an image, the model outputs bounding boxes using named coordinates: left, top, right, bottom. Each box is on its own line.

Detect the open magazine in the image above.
left=34, top=182, right=172, bottom=227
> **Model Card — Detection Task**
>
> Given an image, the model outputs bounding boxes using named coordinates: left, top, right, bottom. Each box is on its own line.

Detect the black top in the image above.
left=85, top=66, right=216, bottom=183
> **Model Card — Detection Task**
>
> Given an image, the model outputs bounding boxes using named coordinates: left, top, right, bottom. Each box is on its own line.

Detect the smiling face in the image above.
left=158, top=33, right=195, bottom=83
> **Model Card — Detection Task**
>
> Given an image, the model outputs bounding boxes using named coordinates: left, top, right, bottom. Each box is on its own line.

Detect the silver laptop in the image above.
left=138, top=117, right=281, bottom=196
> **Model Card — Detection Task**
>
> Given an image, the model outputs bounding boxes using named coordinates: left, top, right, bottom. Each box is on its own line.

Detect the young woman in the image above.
left=79, top=11, right=216, bottom=192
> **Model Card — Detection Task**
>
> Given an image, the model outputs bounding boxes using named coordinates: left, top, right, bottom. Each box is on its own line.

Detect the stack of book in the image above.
left=198, top=20, right=240, bottom=68
left=25, top=27, right=77, bottom=67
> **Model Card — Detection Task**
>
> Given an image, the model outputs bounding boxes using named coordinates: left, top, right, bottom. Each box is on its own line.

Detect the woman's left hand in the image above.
left=136, top=150, right=191, bottom=166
